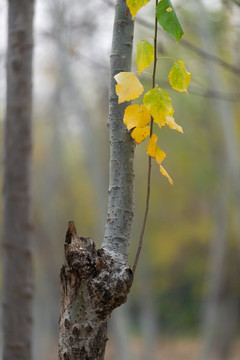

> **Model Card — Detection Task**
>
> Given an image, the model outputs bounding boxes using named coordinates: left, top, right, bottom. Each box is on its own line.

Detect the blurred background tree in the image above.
left=2, top=1, right=34, bottom=359
left=0, top=0, right=240, bottom=359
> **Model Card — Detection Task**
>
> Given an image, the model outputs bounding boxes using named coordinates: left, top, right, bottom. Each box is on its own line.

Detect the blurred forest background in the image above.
left=0, top=0, right=240, bottom=359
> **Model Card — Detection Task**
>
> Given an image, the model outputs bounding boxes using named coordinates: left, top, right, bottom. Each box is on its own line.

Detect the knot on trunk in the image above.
left=62, top=222, right=133, bottom=315
left=59, top=221, right=133, bottom=359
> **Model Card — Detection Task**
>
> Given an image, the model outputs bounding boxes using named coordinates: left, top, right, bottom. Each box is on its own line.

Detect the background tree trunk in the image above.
left=110, top=304, right=134, bottom=360
left=2, top=1, right=34, bottom=359
left=58, top=0, right=135, bottom=359
left=196, top=2, right=240, bottom=359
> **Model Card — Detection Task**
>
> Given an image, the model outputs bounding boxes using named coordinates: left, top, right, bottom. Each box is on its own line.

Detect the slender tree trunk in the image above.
left=58, top=1, right=135, bottom=359
left=2, top=1, right=34, bottom=359
left=110, top=304, right=134, bottom=360
left=101, top=0, right=135, bottom=262
left=199, top=190, right=228, bottom=360
left=138, top=263, right=158, bottom=360
left=196, top=2, right=240, bottom=359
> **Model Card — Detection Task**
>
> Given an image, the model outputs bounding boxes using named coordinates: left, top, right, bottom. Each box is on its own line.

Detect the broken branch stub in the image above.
left=59, top=221, right=133, bottom=360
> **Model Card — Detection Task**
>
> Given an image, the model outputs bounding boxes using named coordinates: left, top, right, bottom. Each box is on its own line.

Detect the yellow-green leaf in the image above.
left=114, top=72, right=144, bottom=104
left=127, top=0, right=151, bottom=19
left=136, top=40, right=154, bottom=75
left=143, top=87, right=174, bottom=127
left=131, top=126, right=150, bottom=144
left=160, top=165, right=173, bottom=185
left=123, top=104, right=151, bottom=130
left=147, top=134, right=158, bottom=158
left=168, top=60, right=191, bottom=93
left=165, top=116, right=183, bottom=133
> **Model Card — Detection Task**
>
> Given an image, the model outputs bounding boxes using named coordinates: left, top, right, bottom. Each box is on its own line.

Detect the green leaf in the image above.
left=143, top=87, right=174, bottom=127
left=136, top=40, right=154, bottom=75
left=168, top=60, right=191, bottom=92
left=156, top=0, right=184, bottom=42
left=126, top=0, right=151, bottom=19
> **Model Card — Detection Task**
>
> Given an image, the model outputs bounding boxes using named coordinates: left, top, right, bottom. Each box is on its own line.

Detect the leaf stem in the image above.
left=152, top=6, right=158, bottom=91
left=134, top=70, right=152, bottom=77
left=133, top=0, right=158, bottom=275
left=157, top=56, right=176, bottom=61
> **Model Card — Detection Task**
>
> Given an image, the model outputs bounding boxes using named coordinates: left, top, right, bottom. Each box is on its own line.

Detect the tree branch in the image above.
left=231, top=0, right=240, bottom=6
left=179, top=38, right=240, bottom=76
left=135, top=17, right=240, bottom=77
left=153, top=78, right=240, bottom=102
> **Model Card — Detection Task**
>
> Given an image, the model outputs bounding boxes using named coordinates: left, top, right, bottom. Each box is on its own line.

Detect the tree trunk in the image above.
left=196, top=2, right=240, bottom=359
left=102, top=0, right=135, bottom=263
left=58, top=0, right=135, bottom=359
left=58, top=222, right=133, bottom=359
left=2, top=1, right=34, bottom=359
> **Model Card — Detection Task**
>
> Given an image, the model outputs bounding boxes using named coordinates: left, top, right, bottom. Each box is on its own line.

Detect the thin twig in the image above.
left=180, top=38, right=240, bottom=76
left=153, top=77, right=240, bottom=102
left=135, top=17, right=240, bottom=77
left=231, top=0, right=240, bottom=6
left=133, top=0, right=158, bottom=275
left=132, top=156, right=152, bottom=275
left=189, top=86, right=240, bottom=102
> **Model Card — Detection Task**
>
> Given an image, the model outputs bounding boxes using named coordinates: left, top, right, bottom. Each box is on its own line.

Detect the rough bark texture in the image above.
left=58, top=222, right=133, bottom=360
left=2, top=1, right=34, bottom=359
left=102, top=0, right=135, bottom=263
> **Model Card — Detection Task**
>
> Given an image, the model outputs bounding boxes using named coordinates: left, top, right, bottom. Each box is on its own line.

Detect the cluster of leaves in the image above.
left=114, top=0, right=191, bottom=184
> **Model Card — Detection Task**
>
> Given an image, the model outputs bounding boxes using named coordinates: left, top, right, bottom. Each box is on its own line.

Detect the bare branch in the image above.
left=135, top=17, right=240, bottom=77
left=231, top=0, right=240, bottom=6
left=144, top=76, right=240, bottom=102
left=179, top=38, right=240, bottom=77
left=189, top=86, right=240, bottom=102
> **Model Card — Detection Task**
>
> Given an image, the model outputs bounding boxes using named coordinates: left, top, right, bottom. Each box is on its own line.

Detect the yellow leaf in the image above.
left=123, top=105, right=151, bottom=130
left=168, top=60, right=191, bottom=93
left=147, top=134, right=166, bottom=162
left=156, top=147, right=166, bottom=164
left=143, top=87, right=174, bottom=127
left=136, top=40, right=154, bottom=75
left=114, top=72, right=144, bottom=104
left=165, top=116, right=183, bottom=133
left=160, top=165, right=173, bottom=185
left=131, top=126, right=150, bottom=144
left=127, top=0, right=151, bottom=19
left=147, top=134, right=158, bottom=158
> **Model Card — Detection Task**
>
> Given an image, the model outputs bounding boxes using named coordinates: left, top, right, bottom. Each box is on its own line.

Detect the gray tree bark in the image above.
left=102, top=0, right=135, bottom=263
left=2, top=1, right=34, bottom=359
left=58, top=0, right=135, bottom=359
